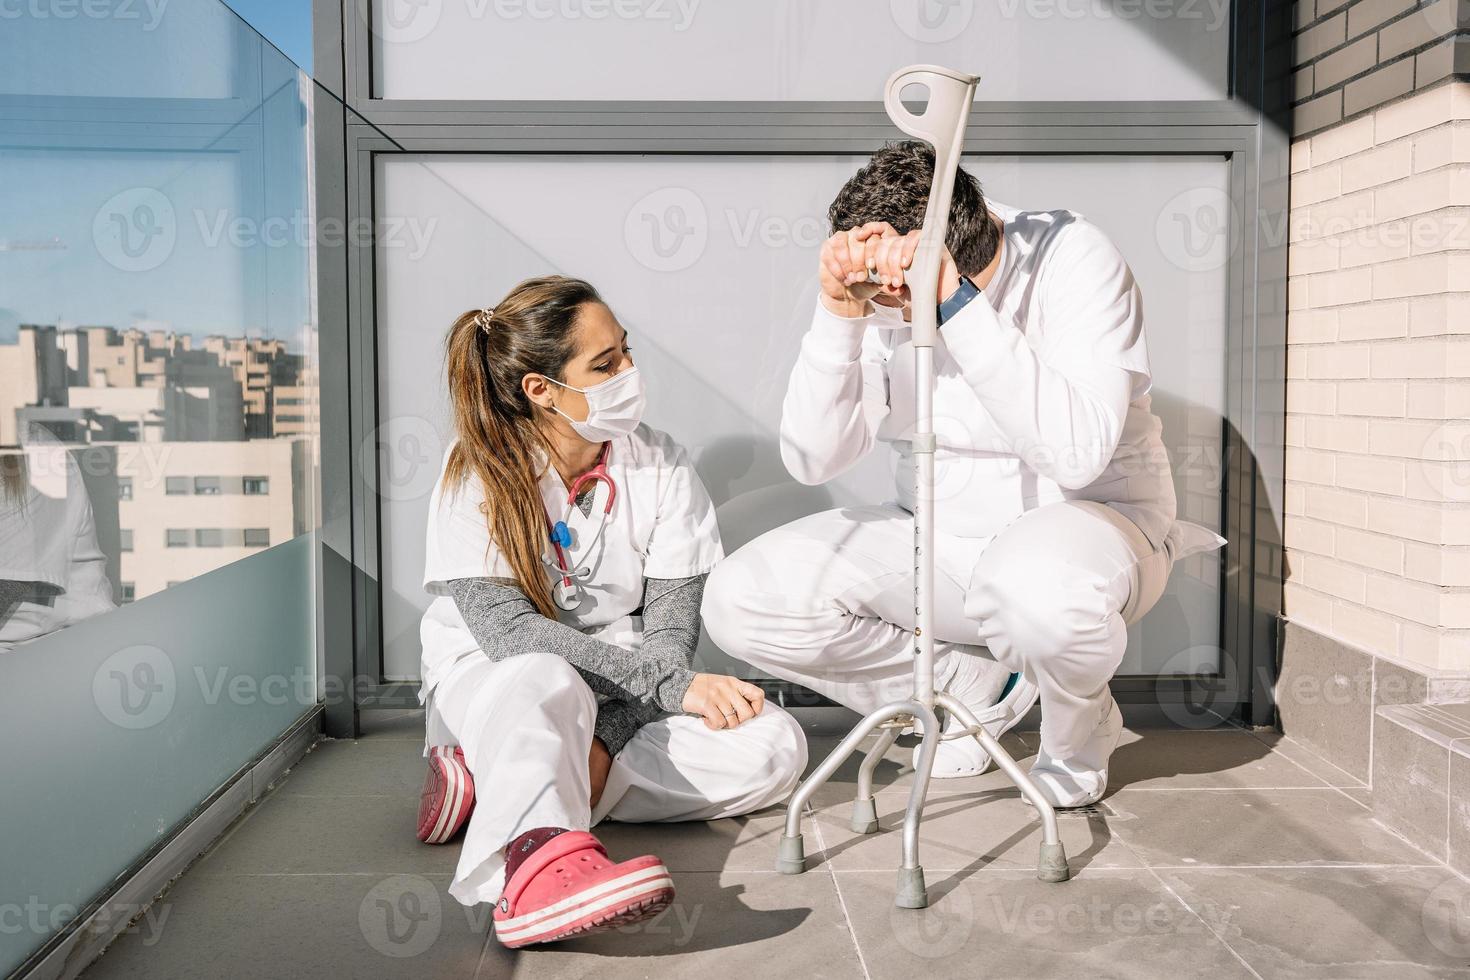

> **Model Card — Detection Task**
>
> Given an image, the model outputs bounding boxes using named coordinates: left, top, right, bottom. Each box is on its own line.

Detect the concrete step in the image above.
left=1371, top=701, right=1470, bottom=875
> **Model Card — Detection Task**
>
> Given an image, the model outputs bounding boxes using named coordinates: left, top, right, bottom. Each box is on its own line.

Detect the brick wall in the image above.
left=1286, top=0, right=1470, bottom=670
left=1294, top=0, right=1469, bottom=135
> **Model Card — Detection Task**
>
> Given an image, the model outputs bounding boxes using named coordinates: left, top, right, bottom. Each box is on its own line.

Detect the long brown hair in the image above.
left=0, top=451, right=27, bottom=507
left=444, top=275, right=603, bottom=618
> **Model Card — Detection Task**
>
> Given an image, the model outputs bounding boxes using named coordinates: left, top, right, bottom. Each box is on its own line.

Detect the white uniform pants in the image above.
left=703, top=500, right=1173, bottom=761
left=425, top=646, right=807, bottom=907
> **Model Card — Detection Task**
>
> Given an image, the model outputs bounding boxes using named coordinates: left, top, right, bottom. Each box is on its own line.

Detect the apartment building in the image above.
left=0, top=321, right=317, bottom=605
left=113, top=438, right=310, bottom=600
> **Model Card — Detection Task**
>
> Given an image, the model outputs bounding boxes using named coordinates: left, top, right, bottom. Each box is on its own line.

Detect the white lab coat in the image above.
left=418, top=423, right=806, bottom=906
left=704, top=202, right=1223, bottom=760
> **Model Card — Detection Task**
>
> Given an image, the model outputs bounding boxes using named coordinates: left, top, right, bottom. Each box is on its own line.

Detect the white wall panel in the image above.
left=375, top=152, right=1229, bottom=679
left=372, top=0, right=1231, bottom=102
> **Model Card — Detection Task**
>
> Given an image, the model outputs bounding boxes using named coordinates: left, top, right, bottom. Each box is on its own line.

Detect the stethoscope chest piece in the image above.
left=553, top=578, right=580, bottom=611
left=543, top=442, right=618, bottom=612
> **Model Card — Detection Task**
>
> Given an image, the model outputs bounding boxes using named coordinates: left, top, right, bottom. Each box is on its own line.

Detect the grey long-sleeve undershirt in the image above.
left=0, top=579, right=25, bottom=628
left=448, top=574, right=706, bottom=755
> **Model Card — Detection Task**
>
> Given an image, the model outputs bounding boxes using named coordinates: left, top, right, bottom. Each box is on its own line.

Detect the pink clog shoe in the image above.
left=416, top=745, right=475, bottom=844
left=492, top=830, right=674, bottom=948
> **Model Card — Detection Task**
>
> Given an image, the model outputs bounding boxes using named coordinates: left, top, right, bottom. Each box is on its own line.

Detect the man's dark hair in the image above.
left=828, top=140, right=1000, bottom=278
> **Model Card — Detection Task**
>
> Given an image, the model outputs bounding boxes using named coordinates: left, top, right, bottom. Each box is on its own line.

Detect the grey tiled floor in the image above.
left=83, top=708, right=1470, bottom=979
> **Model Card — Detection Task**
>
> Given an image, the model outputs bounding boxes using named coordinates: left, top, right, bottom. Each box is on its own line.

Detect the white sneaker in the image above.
left=1024, top=694, right=1123, bottom=808
left=916, top=671, right=1040, bottom=779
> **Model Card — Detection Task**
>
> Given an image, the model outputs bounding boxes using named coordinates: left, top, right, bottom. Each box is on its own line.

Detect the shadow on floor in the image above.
left=79, top=706, right=1470, bottom=980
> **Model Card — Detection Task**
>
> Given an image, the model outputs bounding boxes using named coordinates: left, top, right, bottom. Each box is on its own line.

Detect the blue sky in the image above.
left=0, top=0, right=316, bottom=347
left=223, top=0, right=313, bottom=74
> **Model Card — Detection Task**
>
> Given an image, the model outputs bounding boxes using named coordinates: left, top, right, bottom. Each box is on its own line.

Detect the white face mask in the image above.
left=545, top=366, right=646, bottom=442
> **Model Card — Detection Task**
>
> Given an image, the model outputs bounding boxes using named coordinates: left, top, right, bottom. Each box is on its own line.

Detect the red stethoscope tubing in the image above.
left=545, top=442, right=617, bottom=590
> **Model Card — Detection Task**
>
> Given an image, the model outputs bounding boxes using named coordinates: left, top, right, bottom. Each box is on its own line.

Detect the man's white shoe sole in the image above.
left=1023, top=697, right=1125, bottom=808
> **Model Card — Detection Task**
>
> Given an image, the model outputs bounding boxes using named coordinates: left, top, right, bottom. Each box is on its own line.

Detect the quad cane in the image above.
left=773, top=64, right=1070, bottom=909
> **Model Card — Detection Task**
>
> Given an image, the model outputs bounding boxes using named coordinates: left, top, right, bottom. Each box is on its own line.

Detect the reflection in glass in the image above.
left=0, top=430, right=116, bottom=651
left=1, top=0, right=330, bottom=971
left=0, top=324, right=318, bottom=619
left=1, top=7, right=321, bottom=638
left=0, top=0, right=335, bottom=970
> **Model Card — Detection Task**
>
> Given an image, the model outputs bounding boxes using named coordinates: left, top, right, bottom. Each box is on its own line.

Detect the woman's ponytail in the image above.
left=443, top=276, right=602, bottom=619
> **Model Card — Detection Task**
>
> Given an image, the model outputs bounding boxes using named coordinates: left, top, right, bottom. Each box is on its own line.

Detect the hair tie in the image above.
left=475, top=307, right=496, bottom=334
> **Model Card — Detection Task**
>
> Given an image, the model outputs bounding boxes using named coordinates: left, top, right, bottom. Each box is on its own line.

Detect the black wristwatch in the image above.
left=937, top=275, right=981, bottom=326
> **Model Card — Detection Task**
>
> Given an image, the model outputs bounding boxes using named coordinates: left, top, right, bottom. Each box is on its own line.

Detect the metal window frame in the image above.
left=313, top=0, right=1290, bottom=733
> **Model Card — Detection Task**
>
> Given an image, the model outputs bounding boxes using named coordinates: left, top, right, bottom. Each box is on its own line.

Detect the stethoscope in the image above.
left=542, top=442, right=617, bottom=611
